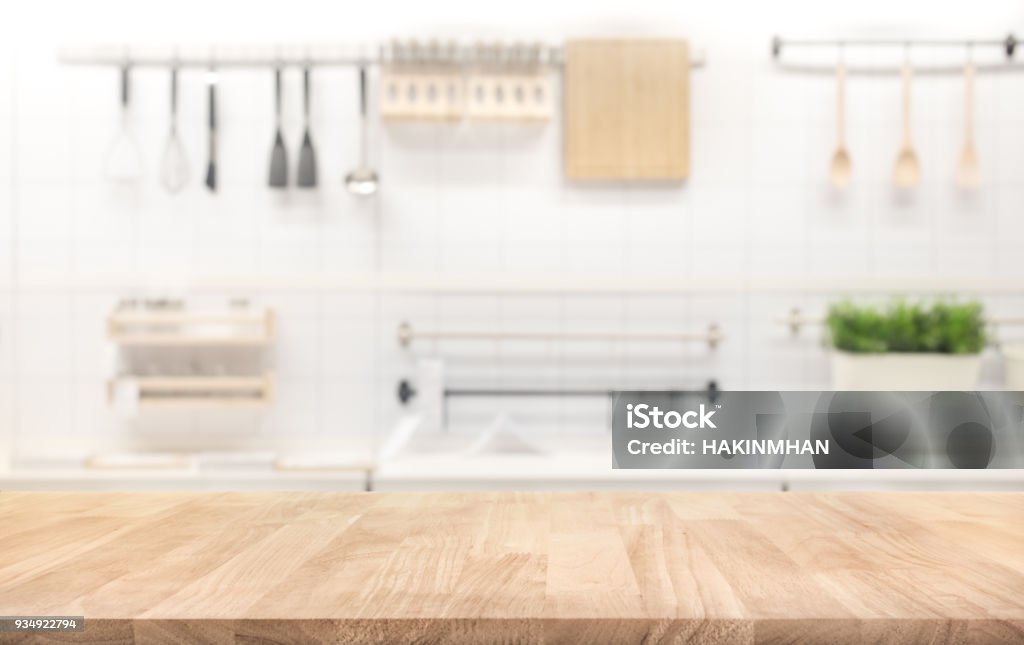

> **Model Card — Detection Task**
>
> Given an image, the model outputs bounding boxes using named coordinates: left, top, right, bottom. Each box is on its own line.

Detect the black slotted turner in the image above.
left=268, top=67, right=288, bottom=188
left=296, top=65, right=317, bottom=188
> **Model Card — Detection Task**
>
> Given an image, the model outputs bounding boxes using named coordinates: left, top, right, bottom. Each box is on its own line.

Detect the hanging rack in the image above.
left=771, top=33, right=1022, bottom=74
left=57, top=41, right=708, bottom=70
left=397, top=321, right=723, bottom=350
left=395, top=378, right=722, bottom=411
left=774, top=34, right=1019, bottom=58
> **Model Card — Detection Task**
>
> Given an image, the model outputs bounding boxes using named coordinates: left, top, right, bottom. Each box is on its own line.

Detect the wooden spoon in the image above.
left=893, top=62, right=920, bottom=188
left=830, top=63, right=851, bottom=188
left=956, top=60, right=980, bottom=189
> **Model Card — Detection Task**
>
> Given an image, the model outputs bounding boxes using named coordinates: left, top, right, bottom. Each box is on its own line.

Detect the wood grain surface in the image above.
left=0, top=491, right=1021, bottom=644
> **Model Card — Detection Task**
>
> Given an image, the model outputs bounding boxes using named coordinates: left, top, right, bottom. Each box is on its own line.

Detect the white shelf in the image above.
left=274, top=454, right=375, bottom=473
left=0, top=468, right=369, bottom=491
left=372, top=453, right=1024, bottom=492
left=86, top=452, right=195, bottom=470
left=373, top=453, right=778, bottom=491
left=2, top=450, right=373, bottom=490
left=3, top=455, right=1019, bottom=492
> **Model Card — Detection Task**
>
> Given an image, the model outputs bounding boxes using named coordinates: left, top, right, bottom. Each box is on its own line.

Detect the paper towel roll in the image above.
left=415, top=358, right=445, bottom=433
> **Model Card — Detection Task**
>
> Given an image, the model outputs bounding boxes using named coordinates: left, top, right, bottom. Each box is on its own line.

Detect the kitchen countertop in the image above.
left=0, top=491, right=1022, bottom=643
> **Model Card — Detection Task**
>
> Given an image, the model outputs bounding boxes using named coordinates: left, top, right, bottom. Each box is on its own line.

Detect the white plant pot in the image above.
left=830, top=350, right=982, bottom=390
left=1002, top=344, right=1024, bottom=390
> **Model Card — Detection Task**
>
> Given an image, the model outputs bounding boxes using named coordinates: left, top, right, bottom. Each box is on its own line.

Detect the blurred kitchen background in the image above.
left=0, top=0, right=1022, bottom=491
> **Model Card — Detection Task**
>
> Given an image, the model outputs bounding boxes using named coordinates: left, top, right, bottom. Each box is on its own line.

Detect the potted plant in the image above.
left=826, top=300, right=986, bottom=390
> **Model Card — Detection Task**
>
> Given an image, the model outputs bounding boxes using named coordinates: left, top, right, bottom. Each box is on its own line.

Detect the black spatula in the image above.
left=205, top=68, right=218, bottom=192
left=296, top=65, right=317, bottom=188
left=268, top=67, right=288, bottom=189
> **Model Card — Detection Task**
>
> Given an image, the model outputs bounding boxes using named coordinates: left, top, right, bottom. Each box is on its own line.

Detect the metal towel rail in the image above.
left=778, top=307, right=1024, bottom=337
left=396, top=379, right=720, bottom=406
left=397, top=321, right=723, bottom=349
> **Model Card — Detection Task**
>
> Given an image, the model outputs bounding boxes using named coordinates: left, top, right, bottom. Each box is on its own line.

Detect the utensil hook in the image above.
left=901, top=43, right=912, bottom=145
left=207, top=44, right=218, bottom=75
left=274, top=48, right=283, bottom=127
left=119, top=46, right=131, bottom=111
left=303, top=53, right=312, bottom=122
left=170, top=52, right=179, bottom=124
left=836, top=42, right=846, bottom=146
left=358, top=64, right=369, bottom=164
left=964, top=43, right=975, bottom=140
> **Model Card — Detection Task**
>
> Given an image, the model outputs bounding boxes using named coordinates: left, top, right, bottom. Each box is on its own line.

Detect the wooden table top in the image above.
left=0, top=491, right=1022, bottom=644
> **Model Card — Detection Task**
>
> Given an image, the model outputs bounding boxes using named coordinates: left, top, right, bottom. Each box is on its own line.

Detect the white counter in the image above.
left=371, top=453, right=1024, bottom=492
left=3, top=454, right=1019, bottom=492
left=0, top=468, right=369, bottom=492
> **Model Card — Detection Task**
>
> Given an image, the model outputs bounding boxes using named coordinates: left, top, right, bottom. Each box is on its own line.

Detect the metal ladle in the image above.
left=345, top=65, right=379, bottom=196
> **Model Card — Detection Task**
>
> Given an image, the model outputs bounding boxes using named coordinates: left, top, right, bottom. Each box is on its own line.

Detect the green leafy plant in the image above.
left=826, top=300, right=986, bottom=354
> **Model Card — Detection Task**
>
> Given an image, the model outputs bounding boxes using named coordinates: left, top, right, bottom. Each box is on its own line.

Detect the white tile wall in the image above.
left=0, top=290, right=12, bottom=464
left=3, top=3, right=1024, bottom=458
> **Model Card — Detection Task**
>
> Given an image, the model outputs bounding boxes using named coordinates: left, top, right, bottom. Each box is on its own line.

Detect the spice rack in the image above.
left=107, top=309, right=275, bottom=346
left=107, top=299, right=276, bottom=411
left=107, top=374, right=274, bottom=409
left=379, top=41, right=555, bottom=121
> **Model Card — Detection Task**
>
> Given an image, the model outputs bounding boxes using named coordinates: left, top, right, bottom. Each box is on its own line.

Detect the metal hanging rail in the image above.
left=397, top=321, right=723, bottom=349
left=773, top=34, right=1020, bottom=58
left=396, top=378, right=721, bottom=405
left=771, top=33, right=1023, bottom=74
left=778, top=308, right=1024, bottom=337
left=57, top=41, right=707, bottom=69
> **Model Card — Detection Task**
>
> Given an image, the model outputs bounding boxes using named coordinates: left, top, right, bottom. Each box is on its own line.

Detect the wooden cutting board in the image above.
left=1, top=491, right=1022, bottom=643
left=564, top=39, right=690, bottom=181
